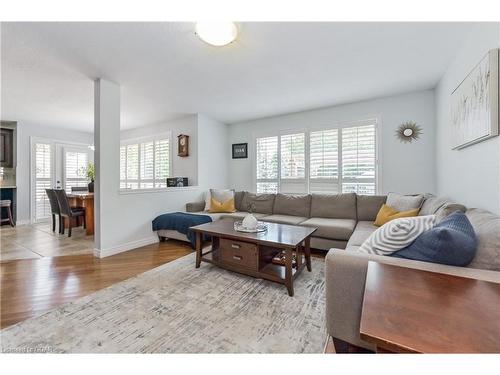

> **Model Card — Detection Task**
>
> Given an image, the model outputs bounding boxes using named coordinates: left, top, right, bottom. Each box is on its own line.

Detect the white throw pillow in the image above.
left=204, top=189, right=234, bottom=211
left=359, top=215, right=436, bottom=255
left=386, top=192, right=425, bottom=212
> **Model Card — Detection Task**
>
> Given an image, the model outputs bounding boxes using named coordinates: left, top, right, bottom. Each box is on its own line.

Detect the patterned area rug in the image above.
left=1, top=253, right=326, bottom=353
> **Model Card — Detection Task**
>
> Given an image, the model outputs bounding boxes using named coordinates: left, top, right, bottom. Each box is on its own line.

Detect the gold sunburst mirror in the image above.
left=396, top=121, right=422, bottom=143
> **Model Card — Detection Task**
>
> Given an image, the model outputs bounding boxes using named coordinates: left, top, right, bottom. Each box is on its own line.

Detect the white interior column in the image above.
left=93, top=79, right=120, bottom=256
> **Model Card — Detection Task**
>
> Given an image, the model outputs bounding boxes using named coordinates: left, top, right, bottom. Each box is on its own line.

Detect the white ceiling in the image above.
left=1, top=22, right=476, bottom=132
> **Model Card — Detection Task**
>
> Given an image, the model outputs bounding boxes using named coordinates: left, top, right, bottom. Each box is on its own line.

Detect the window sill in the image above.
left=118, top=186, right=200, bottom=195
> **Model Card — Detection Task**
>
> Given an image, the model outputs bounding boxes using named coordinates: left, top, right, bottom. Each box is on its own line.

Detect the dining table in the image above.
left=66, top=192, right=94, bottom=235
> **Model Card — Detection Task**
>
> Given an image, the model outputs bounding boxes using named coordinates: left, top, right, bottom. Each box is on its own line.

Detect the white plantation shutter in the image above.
left=255, top=120, right=377, bottom=195
left=120, top=146, right=126, bottom=188
left=341, top=123, right=376, bottom=195
left=309, top=129, right=339, bottom=193
left=154, top=139, right=169, bottom=188
left=256, top=136, right=279, bottom=193
left=280, top=132, right=306, bottom=193
left=34, top=143, right=53, bottom=221
left=125, top=144, right=139, bottom=189
left=280, top=133, right=305, bottom=179
left=120, top=135, right=171, bottom=189
left=64, top=149, right=89, bottom=192
left=140, top=141, right=154, bottom=188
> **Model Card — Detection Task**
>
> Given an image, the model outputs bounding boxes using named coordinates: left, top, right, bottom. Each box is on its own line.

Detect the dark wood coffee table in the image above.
left=360, top=261, right=500, bottom=353
left=190, top=218, right=317, bottom=296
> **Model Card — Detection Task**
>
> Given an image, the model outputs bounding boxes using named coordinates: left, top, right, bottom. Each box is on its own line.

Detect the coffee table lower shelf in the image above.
left=201, top=247, right=306, bottom=284
left=194, top=237, right=312, bottom=296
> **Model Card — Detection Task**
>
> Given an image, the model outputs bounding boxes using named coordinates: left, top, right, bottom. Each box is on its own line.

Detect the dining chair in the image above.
left=54, top=189, right=86, bottom=237
left=45, top=189, right=62, bottom=233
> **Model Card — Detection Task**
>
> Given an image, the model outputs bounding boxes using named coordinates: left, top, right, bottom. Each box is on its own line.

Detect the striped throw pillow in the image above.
left=359, top=215, right=436, bottom=255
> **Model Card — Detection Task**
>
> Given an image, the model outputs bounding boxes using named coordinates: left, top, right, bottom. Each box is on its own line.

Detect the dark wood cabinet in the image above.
left=1, top=128, right=14, bottom=168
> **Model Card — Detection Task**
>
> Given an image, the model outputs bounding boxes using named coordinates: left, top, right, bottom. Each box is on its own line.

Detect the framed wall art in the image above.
left=451, top=49, right=499, bottom=150
left=232, top=143, right=248, bottom=159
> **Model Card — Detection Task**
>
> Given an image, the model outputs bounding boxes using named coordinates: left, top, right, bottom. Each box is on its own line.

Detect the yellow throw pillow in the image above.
left=209, top=197, right=236, bottom=213
left=374, top=204, right=419, bottom=226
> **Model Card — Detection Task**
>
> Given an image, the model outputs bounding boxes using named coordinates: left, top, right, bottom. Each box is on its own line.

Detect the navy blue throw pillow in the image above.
left=391, top=211, right=477, bottom=266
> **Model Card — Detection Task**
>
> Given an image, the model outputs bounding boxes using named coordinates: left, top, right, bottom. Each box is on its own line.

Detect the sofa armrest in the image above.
left=325, top=249, right=374, bottom=350
left=186, top=201, right=205, bottom=212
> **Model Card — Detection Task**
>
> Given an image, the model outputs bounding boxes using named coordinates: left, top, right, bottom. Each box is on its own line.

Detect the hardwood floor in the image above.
left=2, top=236, right=327, bottom=337
left=0, top=240, right=194, bottom=329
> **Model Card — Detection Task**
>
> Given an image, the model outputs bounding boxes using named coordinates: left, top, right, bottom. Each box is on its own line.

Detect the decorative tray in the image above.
left=234, top=221, right=268, bottom=233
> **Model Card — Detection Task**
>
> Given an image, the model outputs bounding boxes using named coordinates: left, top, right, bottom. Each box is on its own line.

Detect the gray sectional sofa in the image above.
left=157, top=191, right=500, bottom=352
left=159, top=191, right=388, bottom=251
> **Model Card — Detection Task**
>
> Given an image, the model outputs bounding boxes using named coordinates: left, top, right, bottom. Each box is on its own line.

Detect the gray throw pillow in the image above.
left=386, top=192, right=424, bottom=212
left=435, top=203, right=466, bottom=222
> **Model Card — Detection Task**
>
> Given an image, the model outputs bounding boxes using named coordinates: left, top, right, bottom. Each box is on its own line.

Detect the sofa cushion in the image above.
left=357, top=195, right=387, bottom=221
left=220, top=211, right=269, bottom=220
left=234, top=191, right=246, bottom=211
left=347, top=221, right=378, bottom=250
left=241, top=192, right=276, bottom=214
left=261, top=214, right=308, bottom=225
left=359, top=215, right=436, bottom=255
left=310, top=193, right=357, bottom=220
left=300, top=217, right=356, bottom=240
left=466, top=208, right=500, bottom=271
left=419, top=195, right=448, bottom=215
left=392, top=211, right=477, bottom=267
left=273, top=193, right=311, bottom=217
left=419, top=195, right=466, bottom=220
left=311, top=237, right=348, bottom=251
left=386, top=192, right=424, bottom=211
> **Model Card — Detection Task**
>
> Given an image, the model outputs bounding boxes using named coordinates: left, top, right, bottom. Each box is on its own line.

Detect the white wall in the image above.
left=435, top=23, right=500, bottom=214
left=15, top=121, right=93, bottom=223
left=120, top=115, right=199, bottom=185
left=228, top=90, right=436, bottom=195
left=94, top=80, right=228, bottom=257
left=197, top=114, right=229, bottom=189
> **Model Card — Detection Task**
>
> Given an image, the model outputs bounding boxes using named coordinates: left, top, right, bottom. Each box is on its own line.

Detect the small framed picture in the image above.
left=232, top=143, right=248, bottom=159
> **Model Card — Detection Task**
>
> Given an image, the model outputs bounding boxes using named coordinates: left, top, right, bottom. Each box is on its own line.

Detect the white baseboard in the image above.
left=94, top=235, right=159, bottom=258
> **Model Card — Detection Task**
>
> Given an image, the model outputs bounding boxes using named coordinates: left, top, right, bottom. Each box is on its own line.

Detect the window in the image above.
left=255, top=120, right=377, bottom=195
left=64, top=148, right=89, bottom=192
left=33, top=142, right=53, bottom=221
left=120, top=135, right=171, bottom=189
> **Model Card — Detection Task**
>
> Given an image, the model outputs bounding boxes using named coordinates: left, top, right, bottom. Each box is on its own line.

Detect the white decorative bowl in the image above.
left=234, top=221, right=268, bottom=233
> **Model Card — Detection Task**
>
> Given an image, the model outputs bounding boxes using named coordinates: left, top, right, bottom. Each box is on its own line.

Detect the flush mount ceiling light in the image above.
left=195, top=22, right=238, bottom=46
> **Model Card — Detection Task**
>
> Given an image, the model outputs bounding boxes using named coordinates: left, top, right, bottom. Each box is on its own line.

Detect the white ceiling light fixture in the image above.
left=195, top=22, right=238, bottom=46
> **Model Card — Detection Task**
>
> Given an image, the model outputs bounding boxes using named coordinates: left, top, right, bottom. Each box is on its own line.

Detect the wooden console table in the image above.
left=360, top=262, right=500, bottom=353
